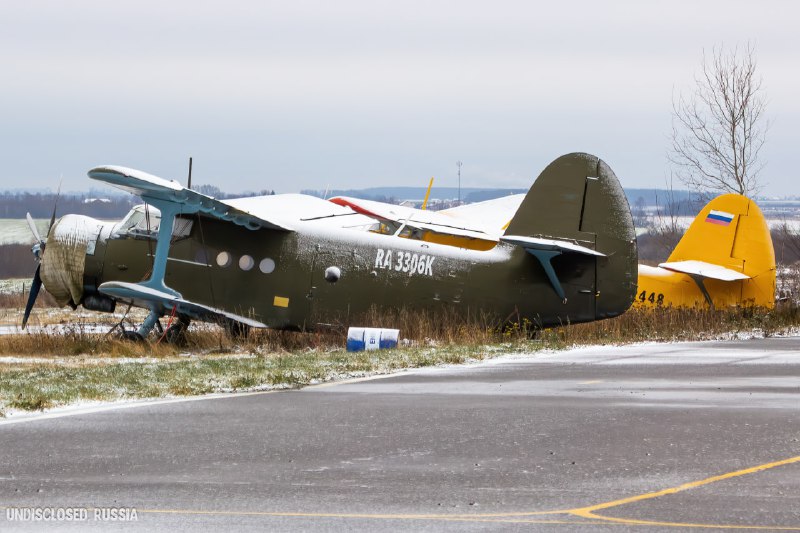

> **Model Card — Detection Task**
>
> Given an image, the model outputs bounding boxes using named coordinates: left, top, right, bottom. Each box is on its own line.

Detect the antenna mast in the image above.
left=456, top=160, right=462, bottom=205
left=187, top=157, right=193, bottom=189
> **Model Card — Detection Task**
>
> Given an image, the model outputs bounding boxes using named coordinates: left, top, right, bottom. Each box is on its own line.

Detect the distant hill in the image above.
left=301, top=187, right=526, bottom=203
left=302, top=186, right=701, bottom=211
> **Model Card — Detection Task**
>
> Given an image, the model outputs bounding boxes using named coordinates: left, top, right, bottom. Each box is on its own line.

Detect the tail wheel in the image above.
left=120, top=330, right=144, bottom=342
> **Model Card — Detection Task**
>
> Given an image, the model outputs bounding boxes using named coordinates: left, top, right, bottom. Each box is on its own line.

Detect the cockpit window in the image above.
left=172, top=218, right=193, bottom=238
left=116, top=205, right=160, bottom=237
left=115, top=205, right=194, bottom=239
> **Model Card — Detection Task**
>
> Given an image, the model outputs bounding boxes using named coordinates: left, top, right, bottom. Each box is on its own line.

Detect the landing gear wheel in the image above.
left=120, top=330, right=144, bottom=342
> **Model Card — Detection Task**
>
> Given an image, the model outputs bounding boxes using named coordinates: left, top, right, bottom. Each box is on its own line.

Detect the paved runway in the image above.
left=1, top=337, right=799, bottom=531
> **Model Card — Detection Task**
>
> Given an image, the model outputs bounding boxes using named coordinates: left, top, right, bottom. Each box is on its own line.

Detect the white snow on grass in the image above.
left=0, top=372, right=399, bottom=425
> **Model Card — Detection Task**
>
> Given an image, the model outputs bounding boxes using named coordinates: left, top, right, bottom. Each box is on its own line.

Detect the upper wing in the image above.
left=225, top=194, right=372, bottom=229
left=439, top=194, right=525, bottom=231
left=658, top=260, right=750, bottom=281
left=329, top=196, right=498, bottom=240
left=88, top=165, right=293, bottom=232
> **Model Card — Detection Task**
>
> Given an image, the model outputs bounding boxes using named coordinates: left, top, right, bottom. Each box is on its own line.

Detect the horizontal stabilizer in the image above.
left=501, top=235, right=606, bottom=256
left=89, top=166, right=293, bottom=232
left=99, top=281, right=267, bottom=328
left=658, top=260, right=750, bottom=281
left=500, top=235, right=605, bottom=303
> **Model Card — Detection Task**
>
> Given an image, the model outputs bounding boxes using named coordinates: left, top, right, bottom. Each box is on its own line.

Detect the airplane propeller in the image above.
left=22, top=265, right=42, bottom=329
left=22, top=180, right=61, bottom=329
left=26, top=212, right=44, bottom=248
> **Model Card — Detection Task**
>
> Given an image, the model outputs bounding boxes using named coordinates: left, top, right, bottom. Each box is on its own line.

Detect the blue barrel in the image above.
left=346, top=327, right=400, bottom=352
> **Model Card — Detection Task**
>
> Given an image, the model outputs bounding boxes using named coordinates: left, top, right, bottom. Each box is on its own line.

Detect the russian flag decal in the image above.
left=705, top=210, right=735, bottom=226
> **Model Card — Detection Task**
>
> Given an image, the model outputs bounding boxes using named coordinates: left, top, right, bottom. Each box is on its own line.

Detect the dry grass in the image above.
left=0, top=328, right=180, bottom=358
left=348, top=305, right=501, bottom=344
left=1, top=304, right=798, bottom=359
left=0, top=289, right=57, bottom=310
left=549, top=305, right=800, bottom=346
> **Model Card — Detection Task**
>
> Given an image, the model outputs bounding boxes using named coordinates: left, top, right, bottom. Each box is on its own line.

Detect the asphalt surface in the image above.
left=1, top=337, right=799, bottom=531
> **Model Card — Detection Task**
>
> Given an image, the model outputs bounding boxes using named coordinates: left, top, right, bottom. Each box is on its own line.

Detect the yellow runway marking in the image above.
left=579, top=379, right=604, bottom=384
left=136, top=508, right=573, bottom=520
left=127, top=454, right=800, bottom=529
left=569, top=514, right=800, bottom=531
left=572, top=454, right=800, bottom=515
left=570, top=454, right=800, bottom=529
left=136, top=508, right=593, bottom=525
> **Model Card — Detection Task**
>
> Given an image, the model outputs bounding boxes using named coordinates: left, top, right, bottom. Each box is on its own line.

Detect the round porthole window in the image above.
left=324, top=266, right=341, bottom=283
left=259, top=258, right=276, bottom=274
left=216, top=251, right=232, bottom=267
left=239, top=255, right=255, bottom=271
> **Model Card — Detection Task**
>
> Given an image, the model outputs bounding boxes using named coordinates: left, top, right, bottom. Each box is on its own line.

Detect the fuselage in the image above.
left=44, top=202, right=628, bottom=330
left=35, top=154, right=639, bottom=332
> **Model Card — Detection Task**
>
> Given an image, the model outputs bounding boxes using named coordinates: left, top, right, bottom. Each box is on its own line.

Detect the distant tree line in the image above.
left=301, top=189, right=399, bottom=203
left=194, top=185, right=276, bottom=199
left=463, top=190, right=526, bottom=203
left=301, top=188, right=527, bottom=204
left=0, top=187, right=279, bottom=219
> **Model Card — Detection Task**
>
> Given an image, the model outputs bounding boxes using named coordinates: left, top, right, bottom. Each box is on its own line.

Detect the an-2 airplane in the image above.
left=22, top=153, right=638, bottom=341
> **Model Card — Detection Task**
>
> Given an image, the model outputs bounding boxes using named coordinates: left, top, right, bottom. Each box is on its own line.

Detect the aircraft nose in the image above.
left=39, top=214, right=104, bottom=308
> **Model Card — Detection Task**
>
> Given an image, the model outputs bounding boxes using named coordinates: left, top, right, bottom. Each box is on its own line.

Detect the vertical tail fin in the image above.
left=664, top=194, right=775, bottom=307
left=503, top=153, right=638, bottom=319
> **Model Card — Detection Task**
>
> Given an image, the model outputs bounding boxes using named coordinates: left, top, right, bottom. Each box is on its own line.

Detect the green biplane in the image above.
left=22, top=153, right=638, bottom=341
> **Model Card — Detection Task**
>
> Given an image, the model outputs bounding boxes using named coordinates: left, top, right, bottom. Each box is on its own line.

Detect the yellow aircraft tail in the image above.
left=649, top=193, right=775, bottom=308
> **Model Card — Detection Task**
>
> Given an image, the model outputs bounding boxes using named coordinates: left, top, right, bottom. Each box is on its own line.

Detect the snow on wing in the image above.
left=329, top=196, right=498, bottom=240
left=658, top=260, right=750, bottom=281
left=87, top=165, right=294, bottom=232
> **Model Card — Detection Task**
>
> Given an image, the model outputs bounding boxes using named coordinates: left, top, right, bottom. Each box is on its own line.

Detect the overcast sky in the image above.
left=1, top=1, right=797, bottom=196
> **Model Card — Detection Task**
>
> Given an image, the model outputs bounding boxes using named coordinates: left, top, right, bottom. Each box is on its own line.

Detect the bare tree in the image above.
left=645, top=173, right=685, bottom=261
left=670, top=44, right=768, bottom=196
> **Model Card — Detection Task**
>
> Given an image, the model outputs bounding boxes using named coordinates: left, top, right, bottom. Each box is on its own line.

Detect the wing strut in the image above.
left=145, top=200, right=182, bottom=297
left=124, top=200, right=184, bottom=336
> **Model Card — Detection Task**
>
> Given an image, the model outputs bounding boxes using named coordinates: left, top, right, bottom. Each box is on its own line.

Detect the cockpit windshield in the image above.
left=117, top=205, right=161, bottom=236
left=115, top=205, right=194, bottom=239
